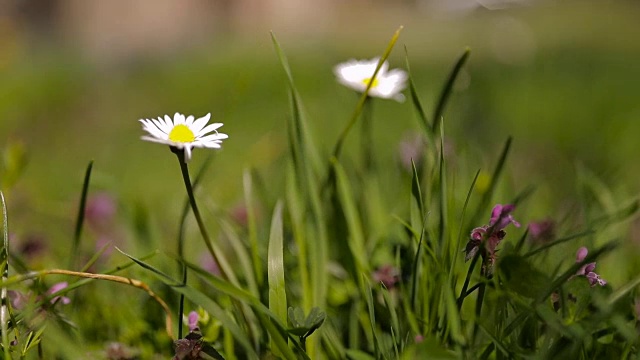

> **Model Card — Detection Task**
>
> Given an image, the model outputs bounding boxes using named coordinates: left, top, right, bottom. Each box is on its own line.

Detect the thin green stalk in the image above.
left=1, top=191, right=10, bottom=359
left=70, top=160, right=93, bottom=269
left=360, top=98, right=374, bottom=172
left=176, top=154, right=214, bottom=338
left=172, top=149, right=228, bottom=281
left=457, top=252, right=480, bottom=309
left=331, top=26, right=403, bottom=160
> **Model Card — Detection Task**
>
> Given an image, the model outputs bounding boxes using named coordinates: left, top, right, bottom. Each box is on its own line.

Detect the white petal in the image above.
left=198, top=141, right=222, bottom=149
left=184, top=146, right=192, bottom=161
left=142, top=124, right=168, bottom=140
left=152, top=118, right=170, bottom=134
left=141, top=136, right=172, bottom=145
left=185, top=115, right=195, bottom=126
left=164, top=115, right=174, bottom=127
left=191, top=113, right=211, bottom=134
left=198, top=123, right=224, bottom=136
left=174, top=113, right=185, bottom=125
left=197, top=133, right=228, bottom=142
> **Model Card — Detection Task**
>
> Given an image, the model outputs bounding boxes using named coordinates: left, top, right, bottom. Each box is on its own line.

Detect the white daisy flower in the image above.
left=334, top=57, right=408, bottom=102
left=139, top=112, right=228, bottom=162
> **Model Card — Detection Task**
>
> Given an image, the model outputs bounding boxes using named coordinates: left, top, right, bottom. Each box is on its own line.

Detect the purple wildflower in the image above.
left=187, top=311, right=200, bottom=333
left=398, top=133, right=426, bottom=172
left=574, top=247, right=606, bottom=287
left=47, top=282, right=71, bottom=305
left=528, top=219, right=555, bottom=243
left=85, top=192, right=117, bottom=232
left=465, top=204, right=520, bottom=275
left=372, top=265, right=400, bottom=289
left=489, top=204, right=521, bottom=230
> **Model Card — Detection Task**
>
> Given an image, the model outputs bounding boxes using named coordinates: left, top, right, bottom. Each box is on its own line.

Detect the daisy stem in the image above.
left=360, top=97, right=374, bottom=172
left=173, top=149, right=228, bottom=282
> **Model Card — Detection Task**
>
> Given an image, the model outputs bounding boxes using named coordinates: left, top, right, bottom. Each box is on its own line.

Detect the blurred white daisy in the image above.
left=334, top=57, right=408, bottom=102
left=139, top=112, right=228, bottom=161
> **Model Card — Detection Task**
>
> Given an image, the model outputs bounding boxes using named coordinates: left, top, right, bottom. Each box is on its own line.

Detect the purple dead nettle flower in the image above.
left=85, top=192, right=117, bottom=232
left=574, top=247, right=606, bottom=287
left=47, top=282, right=71, bottom=305
left=528, top=219, right=555, bottom=243
left=465, top=204, right=521, bottom=274
left=372, top=265, right=400, bottom=289
left=398, top=133, right=427, bottom=172
left=187, top=311, right=200, bottom=333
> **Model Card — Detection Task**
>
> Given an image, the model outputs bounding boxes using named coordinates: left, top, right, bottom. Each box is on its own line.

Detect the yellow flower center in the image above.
left=362, top=77, right=379, bottom=88
left=168, top=124, right=195, bottom=143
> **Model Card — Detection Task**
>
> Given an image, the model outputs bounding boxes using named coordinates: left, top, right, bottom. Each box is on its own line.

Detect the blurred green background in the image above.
left=1, top=0, right=640, bottom=279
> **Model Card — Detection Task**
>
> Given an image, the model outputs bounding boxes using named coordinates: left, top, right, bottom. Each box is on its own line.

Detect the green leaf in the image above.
left=498, top=254, right=551, bottom=298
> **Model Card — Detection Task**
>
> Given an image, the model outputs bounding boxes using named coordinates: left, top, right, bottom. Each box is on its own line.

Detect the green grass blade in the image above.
left=471, top=137, right=512, bottom=224
left=437, top=124, right=448, bottom=254
left=331, top=26, right=404, bottom=160
left=70, top=160, right=93, bottom=269
left=404, top=45, right=431, bottom=136
left=432, top=48, right=470, bottom=134
left=116, top=248, right=258, bottom=358
left=0, top=191, right=10, bottom=359
left=243, top=169, right=263, bottom=287
left=332, top=159, right=371, bottom=284
left=449, top=169, right=480, bottom=281
left=411, top=160, right=425, bottom=218
left=219, top=220, right=259, bottom=297
left=285, top=165, right=311, bottom=311
left=523, top=230, right=595, bottom=258
left=268, top=201, right=288, bottom=355
left=364, top=281, right=383, bottom=359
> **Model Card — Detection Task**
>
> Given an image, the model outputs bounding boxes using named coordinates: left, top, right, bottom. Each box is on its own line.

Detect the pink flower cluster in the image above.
left=574, top=247, right=606, bottom=287
left=465, top=204, right=521, bottom=275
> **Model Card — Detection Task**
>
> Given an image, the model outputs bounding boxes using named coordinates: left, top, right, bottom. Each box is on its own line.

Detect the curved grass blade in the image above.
left=432, top=48, right=470, bottom=134
left=70, top=160, right=93, bottom=269
left=523, top=230, right=595, bottom=258
left=268, top=201, right=288, bottom=356
left=1, top=191, right=10, bottom=359
left=332, top=159, right=371, bottom=284
left=437, top=124, right=448, bottom=253
left=116, top=248, right=259, bottom=358
left=448, top=169, right=480, bottom=281
left=332, top=26, right=404, bottom=160
left=471, top=137, right=512, bottom=225
left=404, top=46, right=431, bottom=137
left=244, top=169, right=263, bottom=287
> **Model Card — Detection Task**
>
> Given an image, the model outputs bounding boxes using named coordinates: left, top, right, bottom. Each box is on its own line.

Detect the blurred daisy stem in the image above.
left=173, top=148, right=229, bottom=283
left=360, top=97, right=374, bottom=172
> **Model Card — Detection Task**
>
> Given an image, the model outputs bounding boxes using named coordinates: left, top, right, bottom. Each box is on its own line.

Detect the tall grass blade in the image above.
left=404, top=46, right=431, bottom=137
left=70, top=160, right=93, bottom=269
left=268, top=201, right=288, bottom=355
left=432, top=48, right=470, bottom=134
left=0, top=191, right=10, bottom=359
left=244, top=169, right=263, bottom=287
left=449, top=169, right=480, bottom=281
left=471, top=137, right=512, bottom=224
left=333, top=159, right=371, bottom=284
